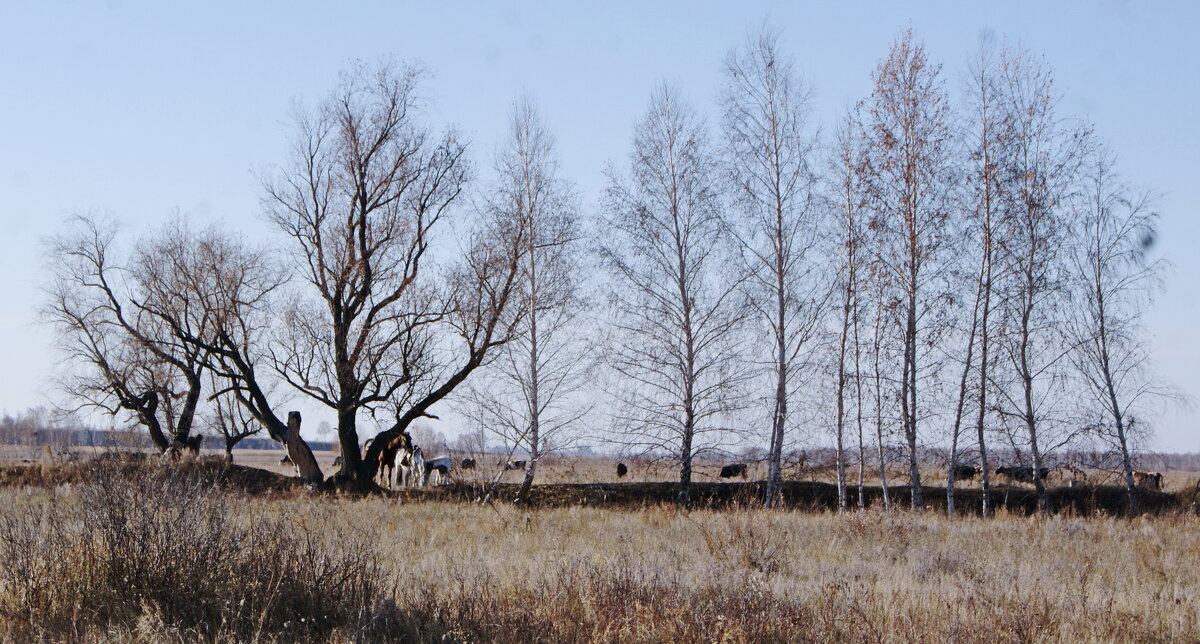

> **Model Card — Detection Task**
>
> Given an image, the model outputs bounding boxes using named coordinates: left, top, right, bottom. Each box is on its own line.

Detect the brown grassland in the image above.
left=0, top=452, right=1197, bottom=643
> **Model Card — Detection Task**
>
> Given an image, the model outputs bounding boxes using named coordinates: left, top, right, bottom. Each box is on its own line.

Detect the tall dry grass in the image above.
left=0, top=462, right=1197, bottom=642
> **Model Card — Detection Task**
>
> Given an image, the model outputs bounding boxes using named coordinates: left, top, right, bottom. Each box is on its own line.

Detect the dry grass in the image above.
left=0, top=458, right=1197, bottom=642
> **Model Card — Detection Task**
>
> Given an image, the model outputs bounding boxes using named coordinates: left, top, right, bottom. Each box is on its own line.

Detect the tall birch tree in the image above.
left=600, top=85, right=749, bottom=506
left=859, top=32, right=956, bottom=509
left=721, top=28, right=823, bottom=508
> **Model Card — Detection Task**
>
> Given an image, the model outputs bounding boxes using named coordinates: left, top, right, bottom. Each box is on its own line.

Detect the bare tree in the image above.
left=859, top=32, right=957, bottom=509
left=600, top=84, right=750, bottom=506
left=945, top=40, right=1016, bottom=516
left=831, top=114, right=867, bottom=511
left=261, top=60, right=472, bottom=482
left=991, top=46, right=1091, bottom=512
left=721, top=28, right=824, bottom=508
left=459, top=97, right=588, bottom=505
left=1069, top=147, right=1171, bottom=510
left=46, top=215, right=210, bottom=452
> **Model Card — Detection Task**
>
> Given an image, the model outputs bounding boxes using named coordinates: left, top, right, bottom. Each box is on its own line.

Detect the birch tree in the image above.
left=992, top=47, right=1090, bottom=511
left=859, top=32, right=956, bottom=509
left=460, top=97, right=587, bottom=505
left=831, top=114, right=868, bottom=511
left=946, top=41, right=1016, bottom=516
left=721, top=28, right=823, bottom=507
left=600, top=84, right=749, bottom=506
left=1070, top=148, right=1169, bottom=511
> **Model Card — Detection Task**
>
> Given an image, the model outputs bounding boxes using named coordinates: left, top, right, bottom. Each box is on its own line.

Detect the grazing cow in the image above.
left=1134, top=471, right=1164, bottom=491
left=424, top=455, right=452, bottom=486
left=1054, top=465, right=1088, bottom=488
left=616, top=462, right=628, bottom=478
left=720, top=463, right=748, bottom=479
left=460, top=458, right=477, bottom=470
left=994, top=466, right=1050, bottom=484
left=332, top=455, right=344, bottom=468
left=280, top=454, right=293, bottom=466
left=952, top=464, right=980, bottom=481
left=504, top=459, right=527, bottom=471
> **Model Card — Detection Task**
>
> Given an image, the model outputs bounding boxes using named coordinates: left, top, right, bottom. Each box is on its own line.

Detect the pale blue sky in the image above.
left=0, top=1, right=1195, bottom=449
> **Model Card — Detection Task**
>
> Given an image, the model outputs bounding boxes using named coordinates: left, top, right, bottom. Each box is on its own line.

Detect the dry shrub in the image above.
left=0, top=460, right=386, bottom=642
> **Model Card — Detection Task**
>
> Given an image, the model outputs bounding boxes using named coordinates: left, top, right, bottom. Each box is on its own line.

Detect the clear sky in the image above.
left=0, top=1, right=1195, bottom=450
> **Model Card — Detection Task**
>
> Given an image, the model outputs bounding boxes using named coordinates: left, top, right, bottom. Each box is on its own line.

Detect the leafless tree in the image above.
left=261, top=60, right=477, bottom=482
left=458, top=97, right=588, bottom=504
left=599, top=84, right=751, bottom=506
left=205, top=376, right=259, bottom=462
left=990, top=46, right=1091, bottom=511
left=46, top=215, right=210, bottom=452
left=859, top=32, right=957, bottom=509
left=945, top=40, right=1016, bottom=516
left=721, top=28, right=825, bottom=508
left=1069, top=147, right=1173, bottom=510
left=830, top=114, right=868, bottom=511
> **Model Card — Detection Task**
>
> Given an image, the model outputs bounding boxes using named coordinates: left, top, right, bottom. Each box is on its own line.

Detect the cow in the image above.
left=952, top=464, right=980, bottom=481
left=424, top=455, right=452, bottom=486
left=280, top=454, right=293, bottom=466
left=1054, top=464, right=1088, bottom=488
left=616, top=462, right=628, bottom=478
left=460, top=458, right=477, bottom=470
left=504, top=459, right=527, bottom=471
left=332, top=455, right=344, bottom=468
left=995, top=466, right=1050, bottom=484
left=1134, top=471, right=1164, bottom=491
left=720, top=463, right=748, bottom=479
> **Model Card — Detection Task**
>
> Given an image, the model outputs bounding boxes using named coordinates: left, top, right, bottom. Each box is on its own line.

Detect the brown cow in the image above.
left=720, top=463, right=748, bottom=479
left=1134, top=471, right=1164, bottom=491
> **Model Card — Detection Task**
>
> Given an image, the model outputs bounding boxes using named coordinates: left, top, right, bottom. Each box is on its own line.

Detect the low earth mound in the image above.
left=0, top=456, right=1186, bottom=515
left=400, top=479, right=1184, bottom=515
left=0, top=452, right=303, bottom=495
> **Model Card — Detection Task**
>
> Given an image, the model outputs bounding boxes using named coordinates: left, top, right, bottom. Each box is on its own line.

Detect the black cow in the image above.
left=616, top=462, right=628, bottom=478
left=952, top=464, right=980, bottom=480
left=719, top=463, right=748, bottom=479
left=461, top=458, right=477, bottom=470
left=995, top=466, right=1050, bottom=484
left=280, top=454, right=293, bottom=466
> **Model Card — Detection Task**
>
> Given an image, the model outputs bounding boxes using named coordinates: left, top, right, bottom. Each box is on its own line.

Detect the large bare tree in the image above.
left=600, top=84, right=750, bottom=506
left=859, top=32, right=957, bottom=509
left=261, top=61, right=471, bottom=480
left=721, top=28, right=824, bottom=508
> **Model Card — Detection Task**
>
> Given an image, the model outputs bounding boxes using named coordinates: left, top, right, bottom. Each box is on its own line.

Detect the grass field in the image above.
left=0, top=452, right=1196, bottom=642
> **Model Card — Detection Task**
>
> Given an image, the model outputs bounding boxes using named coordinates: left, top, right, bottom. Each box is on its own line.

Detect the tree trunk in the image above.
left=285, top=411, right=323, bottom=483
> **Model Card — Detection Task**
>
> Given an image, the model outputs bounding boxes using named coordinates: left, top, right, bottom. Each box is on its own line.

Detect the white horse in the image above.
left=398, top=447, right=425, bottom=488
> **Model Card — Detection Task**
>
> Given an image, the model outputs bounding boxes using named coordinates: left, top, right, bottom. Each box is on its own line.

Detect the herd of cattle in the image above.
left=282, top=447, right=1168, bottom=492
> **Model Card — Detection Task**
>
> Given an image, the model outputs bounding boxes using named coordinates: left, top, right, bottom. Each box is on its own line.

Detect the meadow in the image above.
left=0, top=453, right=1196, bottom=643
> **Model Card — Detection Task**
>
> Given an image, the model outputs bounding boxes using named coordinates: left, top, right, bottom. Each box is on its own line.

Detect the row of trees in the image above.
left=46, top=30, right=1171, bottom=509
